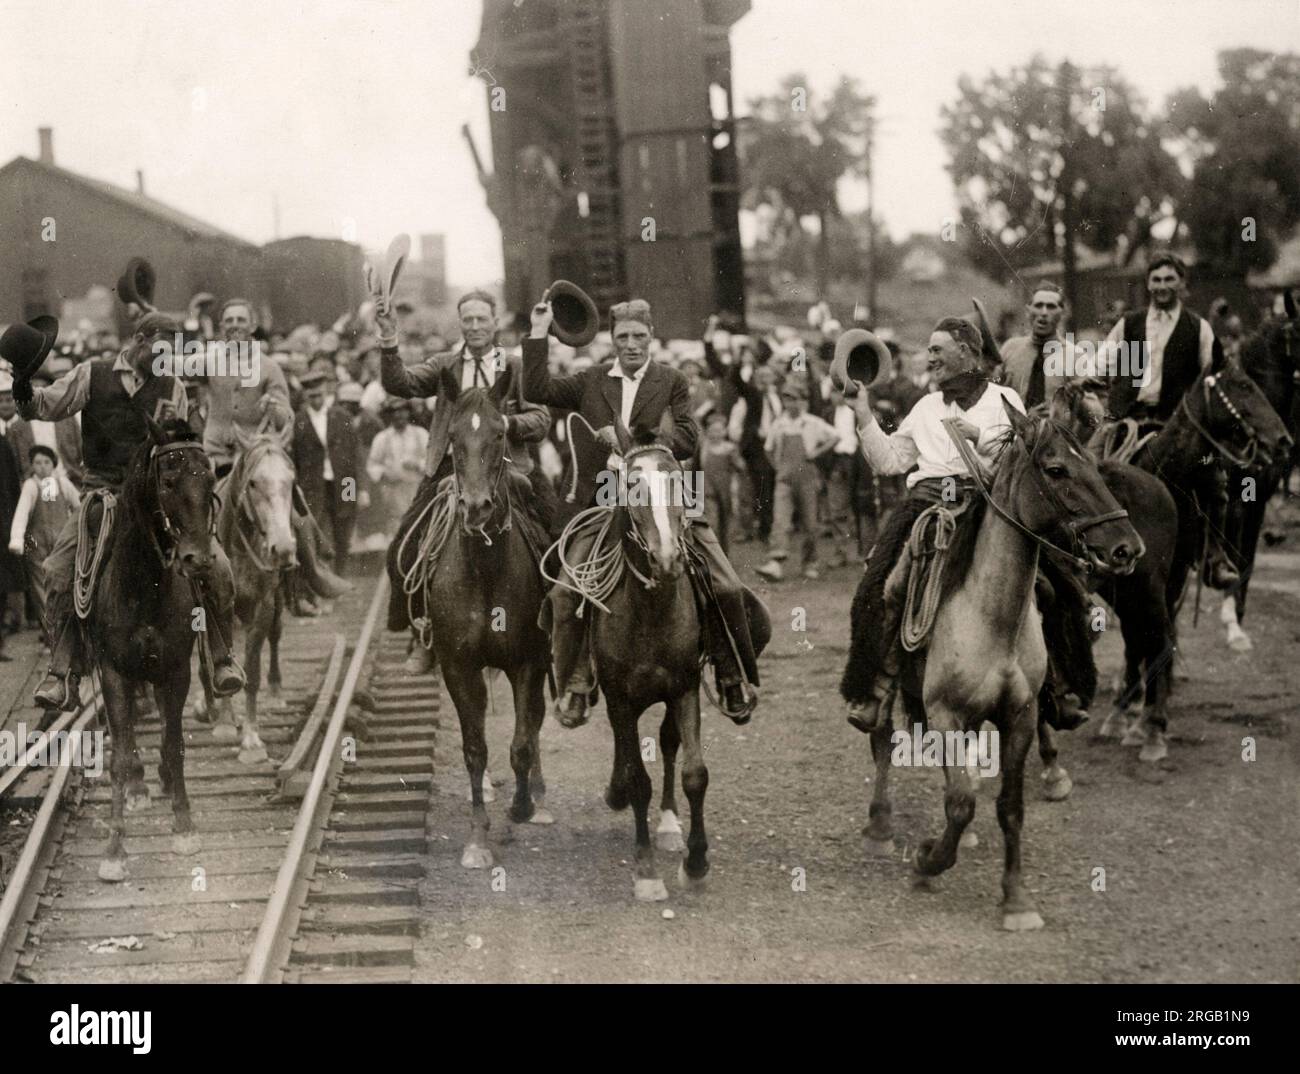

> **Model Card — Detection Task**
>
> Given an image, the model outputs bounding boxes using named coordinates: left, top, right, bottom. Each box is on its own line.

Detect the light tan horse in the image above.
left=861, top=400, right=1141, bottom=930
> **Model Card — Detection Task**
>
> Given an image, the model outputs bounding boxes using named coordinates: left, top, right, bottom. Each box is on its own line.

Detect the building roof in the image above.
left=0, top=155, right=257, bottom=249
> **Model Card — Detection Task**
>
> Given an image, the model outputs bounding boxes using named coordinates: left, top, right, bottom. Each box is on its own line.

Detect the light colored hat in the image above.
left=0, top=371, right=13, bottom=392
left=336, top=382, right=364, bottom=403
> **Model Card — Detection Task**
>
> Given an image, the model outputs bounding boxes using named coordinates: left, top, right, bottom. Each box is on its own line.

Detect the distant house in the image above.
left=0, top=128, right=363, bottom=334
left=898, top=235, right=949, bottom=284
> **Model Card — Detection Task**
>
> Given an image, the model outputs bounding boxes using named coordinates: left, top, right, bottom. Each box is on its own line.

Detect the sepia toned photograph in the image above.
left=0, top=0, right=1295, bottom=1032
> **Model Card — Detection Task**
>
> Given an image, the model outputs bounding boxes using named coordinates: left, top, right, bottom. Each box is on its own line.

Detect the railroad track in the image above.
left=0, top=566, right=442, bottom=984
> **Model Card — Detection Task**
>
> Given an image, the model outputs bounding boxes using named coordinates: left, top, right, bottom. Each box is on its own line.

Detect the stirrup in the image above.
left=211, top=658, right=246, bottom=699
left=35, top=671, right=81, bottom=712
left=719, top=682, right=758, bottom=725
left=846, top=680, right=894, bottom=735
left=554, top=685, right=593, bottom=729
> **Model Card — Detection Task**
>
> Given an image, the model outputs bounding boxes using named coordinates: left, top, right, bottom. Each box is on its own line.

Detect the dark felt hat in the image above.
left=0, top=315, right=59, bottom=380
left=116, top=257, right=157, bottom=310
left=547, top=280, right=599, bottom=347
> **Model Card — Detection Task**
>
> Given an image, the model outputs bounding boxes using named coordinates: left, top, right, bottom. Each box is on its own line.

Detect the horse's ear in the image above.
left=437, top=364, right=461, bottom=404
left=614, top=417, right=633, bottom=455
left=487, top=360, right=514, bottom=407
left=141, top=406, right=166, bottom=446
left=1002, top=395, right=1034, bottom=440
left=1285, top=288, right=1298, bottom=322
left=1047, top=386, right=1071, bottom=425
left=656, top=406, right=675, bottom=446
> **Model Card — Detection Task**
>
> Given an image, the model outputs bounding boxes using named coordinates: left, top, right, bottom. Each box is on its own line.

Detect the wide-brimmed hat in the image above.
left=0, top=315, right=59, bottom=380
left=116, top=257, right=157, bottom=311
left=830, top=328, right=892, bottom=394
left=547, top=280, right=599, bottom=347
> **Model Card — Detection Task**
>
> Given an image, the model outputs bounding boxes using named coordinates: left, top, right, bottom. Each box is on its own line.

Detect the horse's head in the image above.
left=615, top=410, right=686, bottom=583
left=236, top=437, right=297, bottom=569
left=1048, top=380, right=1107, bottom=443
left=1001, top=398, right=1143, bottom=576
left=441, top=363, right=513, bottom=533
left=1197, top=358, right=1294, bottom=469
left=136, top=413, right=217, bottom=579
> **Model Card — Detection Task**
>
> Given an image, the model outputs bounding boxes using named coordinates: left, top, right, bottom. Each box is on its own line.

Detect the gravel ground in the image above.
left=413, top=526, right=1300, bottom=984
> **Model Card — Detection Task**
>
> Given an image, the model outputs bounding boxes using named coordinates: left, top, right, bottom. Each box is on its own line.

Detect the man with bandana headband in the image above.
left=524, top=294, right=770, bottom=727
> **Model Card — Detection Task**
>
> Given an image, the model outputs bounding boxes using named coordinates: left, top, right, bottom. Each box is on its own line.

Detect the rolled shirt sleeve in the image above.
left=858, top=414, right=920, bottom=476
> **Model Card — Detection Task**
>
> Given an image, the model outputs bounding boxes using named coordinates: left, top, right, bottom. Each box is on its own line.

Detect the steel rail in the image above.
left=241, top=575, right=388, bottom=984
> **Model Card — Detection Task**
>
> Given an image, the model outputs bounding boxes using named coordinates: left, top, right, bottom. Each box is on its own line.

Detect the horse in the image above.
left=1049, top=383, right=1180, bottom=763
left=583, top=413, right=712, bottom=901
left=89, top=417, right=218, bottom=881
left=857, top=400, right=1142, bottom=930
left=420, top=365, right=553, bottom=869
left=1221, top=292, right=1300, bottom=651
left=198, top=434, right=297, bottom=763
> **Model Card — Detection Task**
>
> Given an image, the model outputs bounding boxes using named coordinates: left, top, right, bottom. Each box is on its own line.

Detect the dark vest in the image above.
left=80, top=358, right=177, bottom=489
left=1109, top=307, right=1208, bottom=420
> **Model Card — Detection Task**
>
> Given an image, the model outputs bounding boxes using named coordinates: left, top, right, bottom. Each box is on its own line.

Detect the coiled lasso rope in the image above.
left=540, top=506, right=630, bottom=617
left=74, top=489, right=117, bottom=620
left=395, top=482, right=459, bottom=649
left=899, top=503, right=957, bottom=653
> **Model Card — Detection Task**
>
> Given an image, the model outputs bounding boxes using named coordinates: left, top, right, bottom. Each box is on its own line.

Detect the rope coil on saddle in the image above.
left=1095, top=418, right=1158, bottom=466
left=899, top=504, right=957, bottom=652
left=74, top=489, right=116, bottom=620
left=395, top=482, right=459, bottom=649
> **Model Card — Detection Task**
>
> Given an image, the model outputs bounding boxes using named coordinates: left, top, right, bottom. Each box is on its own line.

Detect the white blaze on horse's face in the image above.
left=248, top=448, right=297, bottom=568
left=625, top=450, right=682, bottom=579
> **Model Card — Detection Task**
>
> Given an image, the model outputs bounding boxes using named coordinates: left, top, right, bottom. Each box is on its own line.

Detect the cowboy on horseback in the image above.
left=12, top=312, right=246, bottom=710
left=1101, top=252, right=1237, bottom=590
left=376, top=289, right=553, bottom=668
left=523, top=294, right=768, bottom=727
left=841, top=314, right=1095, bottom=735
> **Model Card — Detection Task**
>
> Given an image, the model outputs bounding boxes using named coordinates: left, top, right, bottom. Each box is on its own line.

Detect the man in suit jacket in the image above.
left=376, top=290, right=552, bottom=661
left=524, top=295, right=768, bottom=727
left=293, top=371, right=360, bottom=575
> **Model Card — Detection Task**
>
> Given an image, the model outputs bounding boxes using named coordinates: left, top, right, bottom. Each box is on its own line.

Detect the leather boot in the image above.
left=846, top=671, right=896, bottom=734
left=33, top=590, right=82, bottom=712
left=194, top=580, right=245, bottom=699
left=294, top=508, right=351, bottom=599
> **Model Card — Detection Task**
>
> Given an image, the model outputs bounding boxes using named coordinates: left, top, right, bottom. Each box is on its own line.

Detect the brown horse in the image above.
left=1094, top=361, right=1292, bottom=757
left=198, top=435, right=297, bottom=763
left=585, top=415, right=713, bottom=901
left=1049, top=383, right=1180, bottom=763
left=89, top=418, right=218, bottom=881
left=421, top=366, right=553, bottom=869
left=862, top=401, right=1141, bottom=930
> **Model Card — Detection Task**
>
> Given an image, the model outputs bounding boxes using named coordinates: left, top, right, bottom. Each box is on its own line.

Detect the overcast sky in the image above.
left=3, top=0, right=1295, bottom=288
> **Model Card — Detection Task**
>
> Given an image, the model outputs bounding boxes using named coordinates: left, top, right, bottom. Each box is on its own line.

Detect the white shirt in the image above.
left=1104, top=302, right=1215, bottom=404
left=366, top=424, right=428, bottom=485
left=832, top=404, right=858, bottom=455
left=306, top=404, right=333, bottom=482
left=859, top=381, right=1025, bottom=488
left=607, top=359, right=649, bottom=429
left=460, top=345, right=502, bottom=390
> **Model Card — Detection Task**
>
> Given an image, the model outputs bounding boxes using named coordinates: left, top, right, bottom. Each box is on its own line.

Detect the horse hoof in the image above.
left=461, top=844, right=494, bottom=869
left=211, top=723, right=240, bottom=743
left=98, top=858, right=128, bottom=883
left=527, top=808, right=555, bottom=826
left=125, top=789, right=151, bottom=813
left=1139, top=735, right=1169, bottom=764
left=1002, top=910, right=1045, bottom=932
left=864, top=835, right=895, bottom=856
left=677, top=861, right=707, bottom=891
left=1227, top=628, right=1253, bottom=653
left=172, top=832, right=201, bottom=856
left=1042, top=768, right=1073, bottom=801
left=238, top=747, right=268, bottom=766
left=1120, top=721, right=1147, bottom=748
left=959, top=830, right=979, bottom=849
left=635, top=877, right=670, bottom=902
left=1094, top=711, right=1126, bottom=740
left=911, top=873, right=941, bottom=892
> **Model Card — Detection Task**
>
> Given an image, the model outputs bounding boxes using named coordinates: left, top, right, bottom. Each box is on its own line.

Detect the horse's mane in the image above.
left=935, top=419, right=1083, bottom=601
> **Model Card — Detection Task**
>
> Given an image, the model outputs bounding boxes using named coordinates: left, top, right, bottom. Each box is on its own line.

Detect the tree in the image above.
left=740, top=73, right=876, bottom=295
left=940, top=55, right=1182, bottom=319
left=1167, top=49, right=1300, bottom=278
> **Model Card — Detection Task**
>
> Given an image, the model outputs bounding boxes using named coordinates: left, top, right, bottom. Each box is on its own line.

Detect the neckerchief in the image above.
left=940, top=371, right=989, bottom=409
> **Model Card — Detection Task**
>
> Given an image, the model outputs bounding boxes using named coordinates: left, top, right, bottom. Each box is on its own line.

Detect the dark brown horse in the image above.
left=90, top=418, right=218, bottom=881
left=422, top=366, right=553, bottom=869
left=859, top=403, right=1141, bottom=930
left=1049, top=383, right=1180, bottom=764
left=198, top=434, right=297, bottom=763
left=1222, top=293, right=1300, bottom=651
left=1095, top=361, right=1293, bottom=757
left=586, top=415, right=712, bottom=901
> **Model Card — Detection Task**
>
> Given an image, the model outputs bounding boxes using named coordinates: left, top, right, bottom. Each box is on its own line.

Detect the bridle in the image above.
left=618, top=442, right=687, bottom=588
left=1177, top=371, right=1261, bottom=468
left=228, top=439, right=293, bottom=574
left=147, top=440, right=216, bottom=570
left=943, top=417, right=1128, bottom=573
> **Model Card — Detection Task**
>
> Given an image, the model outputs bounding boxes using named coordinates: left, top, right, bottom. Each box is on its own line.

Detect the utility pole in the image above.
left=1057, top=61, right=1079, bottom=333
